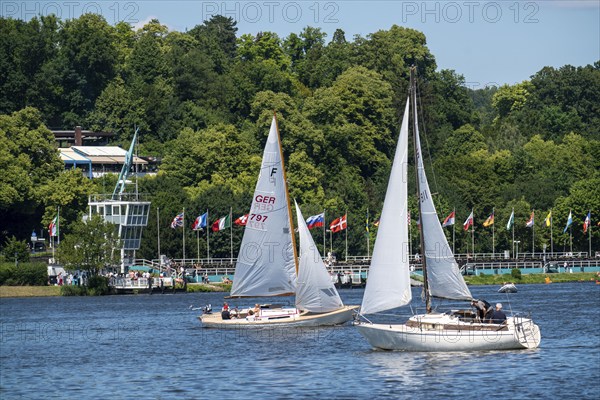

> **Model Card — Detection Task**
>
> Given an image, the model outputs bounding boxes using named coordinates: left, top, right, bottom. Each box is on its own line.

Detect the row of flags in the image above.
left=453, top=209, right=594, bottom=234
left=170, top=210, right=350, bottom=234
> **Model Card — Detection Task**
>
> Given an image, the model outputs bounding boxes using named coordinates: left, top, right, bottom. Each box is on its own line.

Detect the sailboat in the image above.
left=355, top=68, right=541, bottom=351
left=199, top=115, right=357, bottom=328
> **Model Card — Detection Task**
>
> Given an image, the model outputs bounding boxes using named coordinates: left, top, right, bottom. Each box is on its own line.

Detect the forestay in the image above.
left=413, top=98, right=472, bottom=301
left=294, top=201, right=344, bottom=313
left=230, top=116, right=297, bottom=297
left=360, top=99, right=412, bottom=315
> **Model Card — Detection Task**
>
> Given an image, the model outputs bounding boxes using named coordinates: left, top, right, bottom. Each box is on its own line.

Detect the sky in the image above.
left=4, top=1, right=599, bottom=86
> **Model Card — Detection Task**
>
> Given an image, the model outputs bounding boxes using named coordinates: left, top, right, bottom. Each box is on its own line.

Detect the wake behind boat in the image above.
left=199, top=115, right=357, bottom=328
left=355, top=68, right=541, bottom=351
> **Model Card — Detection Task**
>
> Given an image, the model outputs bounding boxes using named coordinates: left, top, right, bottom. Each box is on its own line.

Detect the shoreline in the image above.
left=1, top=273, right=598, bottom=298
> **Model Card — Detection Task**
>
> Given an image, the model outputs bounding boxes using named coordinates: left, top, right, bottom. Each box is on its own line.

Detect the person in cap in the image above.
left=489, top=303, right=507, bottom=324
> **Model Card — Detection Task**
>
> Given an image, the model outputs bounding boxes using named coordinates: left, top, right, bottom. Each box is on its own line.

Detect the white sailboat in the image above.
left=355, top=68, right=541, bottom=351
left=200, top=115, right=357, bottom=328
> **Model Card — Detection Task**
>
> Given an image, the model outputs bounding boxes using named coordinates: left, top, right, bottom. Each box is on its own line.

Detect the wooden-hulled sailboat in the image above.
left=200, top=115, right=357, bottom=328
left=355, top=68, right=541, bottom=351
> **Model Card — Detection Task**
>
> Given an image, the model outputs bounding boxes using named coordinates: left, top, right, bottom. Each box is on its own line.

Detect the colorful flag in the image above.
left=306, top=213, right=325, bottom=230
left=234, top=214, right=249, bottom=226
left=525, top=211, right=534, bottom=228
left=365, top=211, right=369, bottom=233
left=544, top=211, right=552, bottom=227
left=583, top=212, right=591, bottom=233
left=192, top=212, right=208, bottom=230
left=330, top=215, right=347, bottom=233
left=442, top=211, right=455, bottom=227
left=483, top=211, right=495, bottom=227
left=506, top=209, right=514, bottom=231
left=563, top=210, right=572, bottom=233
left=49, top=215, right=58, bottom=237
left=212, top=214, right=231, bottom=232
left=463, top=210, right=474, bottom=231
left=170, top=212, right=184, bottom=228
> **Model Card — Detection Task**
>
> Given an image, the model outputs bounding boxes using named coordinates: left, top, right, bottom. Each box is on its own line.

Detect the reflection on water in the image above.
left=0, top=283, right=598, bottom=399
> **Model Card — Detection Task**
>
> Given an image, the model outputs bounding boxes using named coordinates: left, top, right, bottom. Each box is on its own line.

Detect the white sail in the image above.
left=294, top=201, right=344, bottom=313
left=360, top=99, right=412, bottom=315
left=413, top=98, right=472, bottom=301
left=230, top=116, right=297, bottom=297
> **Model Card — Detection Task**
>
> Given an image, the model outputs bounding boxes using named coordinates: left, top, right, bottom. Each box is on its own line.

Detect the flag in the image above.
left=483, top=211, right=495, bottom=228
left=544, top=211, right=552, bottom=227
left=234, top=214, right=249, bottom=226
left=373, top=218, right=380, bottom=227
left=442, top=211, right=455, bottom=228
left=306, top=213, right=325, bottom=230
left=192, top=212, right=208, bottom=230
left=365, top=211, right=369, bottom=233
left=212, top=214, right=231, bottom=232
left=49, top=215, right=58, bottom=237
left=525, top=211, right=534, bottom=228
left=563, top=210, right=572, bottom=233
left=407, top=210, right=411, bottom=225
left=463, top=210, right=474, bottom=231
left=171, top=212, right=184, bottom=228
left=506, top=209, right=514, bottom=231
left=330, top=215, right=347, bottom=233
left=583, top=212, right=591, bottom=233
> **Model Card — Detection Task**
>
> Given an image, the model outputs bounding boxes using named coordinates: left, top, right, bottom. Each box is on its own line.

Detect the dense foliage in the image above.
left=0, top=262, right=47, bottom=285
left=1, top=14, right=598, bottom=260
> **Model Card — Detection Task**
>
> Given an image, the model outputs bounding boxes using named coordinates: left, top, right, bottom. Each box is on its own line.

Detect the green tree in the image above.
left=57, top=215, right=120, bottom=275
left=2, top=236, right=30, bottom=263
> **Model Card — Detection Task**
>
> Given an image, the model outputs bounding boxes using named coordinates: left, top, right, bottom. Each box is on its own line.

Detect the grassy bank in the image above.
left=0, top=286, right=61, bottom=298
left=187, top=283, right=232, bottom=292
left=464, top=272, right=598, bottom=285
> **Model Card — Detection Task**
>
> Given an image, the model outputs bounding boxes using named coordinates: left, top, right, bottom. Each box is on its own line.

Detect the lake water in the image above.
left=1, top=282, right=599, bottom=399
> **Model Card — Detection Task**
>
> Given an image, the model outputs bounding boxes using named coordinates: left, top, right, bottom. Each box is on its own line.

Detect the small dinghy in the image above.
left=498, top=283, right=517, bottom=293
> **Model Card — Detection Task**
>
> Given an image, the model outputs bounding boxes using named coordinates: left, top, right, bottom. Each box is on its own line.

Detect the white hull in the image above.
left=498, top=284, right=518, bottom=293
left=356, top=313, right=541, bottom=351
left=200, top=305, right=358, bottom=329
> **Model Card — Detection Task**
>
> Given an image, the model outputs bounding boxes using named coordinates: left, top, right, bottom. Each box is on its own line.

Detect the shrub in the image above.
left=511, top=268, right=522, bottom=280
left=60, top=285, right=87, bottom=296
left=0, top=262, right=47, bottom=285
left=87, top=275, right=111, bottom=295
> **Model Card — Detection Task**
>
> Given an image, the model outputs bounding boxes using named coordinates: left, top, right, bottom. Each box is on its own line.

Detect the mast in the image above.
left=410, top=66, right=431, bottom=313
left=274, top=112, right=299, bottom=276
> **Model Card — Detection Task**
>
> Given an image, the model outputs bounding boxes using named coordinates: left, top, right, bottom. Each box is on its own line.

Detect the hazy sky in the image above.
left=5, top=1, right=599, bottom=86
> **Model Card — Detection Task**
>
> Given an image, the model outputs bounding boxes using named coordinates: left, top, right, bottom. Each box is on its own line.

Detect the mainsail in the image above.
left=294, top=201, right=344, bottom=313
left=360, top=99, right=412, bottom=315
left=413, top=95, right=472, bottom=301
left=230, top=116, right=297, bottom=297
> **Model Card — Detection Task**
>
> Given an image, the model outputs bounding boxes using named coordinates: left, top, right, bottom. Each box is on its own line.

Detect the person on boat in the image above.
left=489, top=303, right=507, bottom=324
left=246, top=310, right=256, bottom=321
left=222, top=302, right=229, bottom=311
left=471, top=299, right=492, bottom=321
left=221, top=308, right=231, bottom=320
left=252, top=304, right=261, bottom=316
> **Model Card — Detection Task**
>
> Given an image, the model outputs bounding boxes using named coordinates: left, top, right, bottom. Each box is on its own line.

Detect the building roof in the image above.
left=59, top=146, right=147, bottom=165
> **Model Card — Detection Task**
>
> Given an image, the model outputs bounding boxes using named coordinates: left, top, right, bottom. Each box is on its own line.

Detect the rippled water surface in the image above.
left=1, top=282, right=599, bottom=399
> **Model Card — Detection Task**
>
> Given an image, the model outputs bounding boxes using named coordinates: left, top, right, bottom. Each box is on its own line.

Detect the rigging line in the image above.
left=415, top=75, right=440, bottom=201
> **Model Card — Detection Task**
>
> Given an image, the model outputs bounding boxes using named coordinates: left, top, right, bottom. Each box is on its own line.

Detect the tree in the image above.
left=2, top=236, right=30, bottom=263
left=57, top=215, right=120, bottom=275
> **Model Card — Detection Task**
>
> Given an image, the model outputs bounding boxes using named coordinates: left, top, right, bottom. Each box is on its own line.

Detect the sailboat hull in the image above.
left=200, top=305, right=358, bottom=329
left=356, top=314, right=541, bottom=351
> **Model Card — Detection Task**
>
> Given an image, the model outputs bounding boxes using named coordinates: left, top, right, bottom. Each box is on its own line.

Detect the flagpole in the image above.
left=57, top=206, right=60, bottom=246
left=550, top=209, right=553, bottom=256
left=492, top=207, right=495, bottom=258
left=588, top=211, right=592, bottom=257
left=512, top=208, right=515, bottom=259
left=182, top=208, right=186, bottom=265
left=471, top=208, right=474, bottom=257
left=157, top=207, right=161, bottom=262
left=345, top=210, right=348, bottom=262
left=366, top=208, right=370, bottom=259
left=452, top=208, right=455, bottom=255
left=230, top=207, right=233, bottom=264
left=409, top=211, right=413, bottom=259
left=323, top=209, right=326, bottom=257
left=206, top=209, right=210, bottom=262
left=532, top=209, right=535, bottom=255
left=569, top=224, right=573, bottom=254
left=196, top=228, right=200, bottom=263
